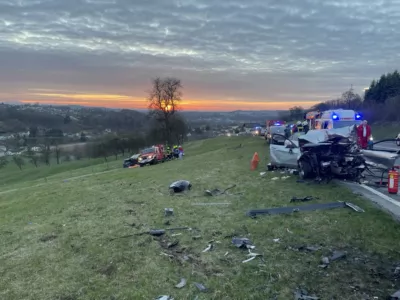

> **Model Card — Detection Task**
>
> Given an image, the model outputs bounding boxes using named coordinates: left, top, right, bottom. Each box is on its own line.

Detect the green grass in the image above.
left=1, top=136, right=400, bottom=300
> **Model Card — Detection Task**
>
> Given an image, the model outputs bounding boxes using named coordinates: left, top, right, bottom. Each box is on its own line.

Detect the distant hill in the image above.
left=0, top=104, right=146, bottom=134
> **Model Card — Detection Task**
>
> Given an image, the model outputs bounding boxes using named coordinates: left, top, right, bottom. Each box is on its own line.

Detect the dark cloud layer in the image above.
left=0, top=0, right=399, bottom=108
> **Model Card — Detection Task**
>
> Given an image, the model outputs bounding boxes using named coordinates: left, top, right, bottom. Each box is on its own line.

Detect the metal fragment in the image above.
left=175, top=278, right=187, bottom=289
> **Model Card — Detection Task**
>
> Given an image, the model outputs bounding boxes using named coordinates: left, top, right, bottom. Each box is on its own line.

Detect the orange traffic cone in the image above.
left=250, top=152, right=260, bottom=170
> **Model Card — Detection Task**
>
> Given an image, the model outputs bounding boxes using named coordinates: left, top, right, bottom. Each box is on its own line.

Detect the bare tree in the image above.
left=0, top=157, right=8, bottom=169
left=54, top=144, right=61, bottom=164
left=25, top=147, right=40, bottom=167
left=12, top=155, right=25, bottom=170
left=147, top=77, right=182, bottom=143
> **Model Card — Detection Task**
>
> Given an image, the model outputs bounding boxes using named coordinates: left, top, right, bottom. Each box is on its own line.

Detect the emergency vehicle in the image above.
left=306, top=109, right=362, bottom=130
left=265, top=120, right=286, bottom=142
left=138, top=144, right=166, bottom=166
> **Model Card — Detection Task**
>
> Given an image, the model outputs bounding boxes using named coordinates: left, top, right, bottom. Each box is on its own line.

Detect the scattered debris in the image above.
left=202, top=243, right=213, bottom=252
left=39, top=234, right=57, bottom=242
left=281, top=176, right=290, bottom=180
left=271, top=177, right=279, bottom=180
left=330, top=250, right=346, bottom=261
left=149, top=229, right=166, bottom=236
left=232, top=237, right=255, bottom=249
left=192, top=202, right=231, bottom=206
left=171, top=233, right=182, bottom=237
left=321, top=257, right=330, bottom=265
left=194, top=282, right=208, bottom=292
left=260, top=172, right=266, bottom=176
left=224, top=251, right=229, bottom=256
left=167, top=241, right=179, bottom=248
left=298, top=245, right=321, bottom=252
left=290, top=196, right=316, bottom=203
left=164, top=208, right=174, bottom=216
left=175, top=278, right=187, bottom=289
left=293, top=288, right=319, bottom=300
left=169, top=180, right=192, bottom=194
left=155, top=296, right=174, bottom=300
left=192, top=235, right=202, bottom=240
left=286, top=228, right=293, bottom=234
left=242, top=252, right=263, bottom=263
left=246, top=201, right=364, bottom=217
left=273, top=238, right=280, bottom=243
left=204, top=184, right=236, bottom=196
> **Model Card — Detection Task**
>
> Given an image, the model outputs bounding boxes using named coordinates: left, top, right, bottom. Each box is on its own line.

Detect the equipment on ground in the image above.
left=388, top=169, right=399, bottom=194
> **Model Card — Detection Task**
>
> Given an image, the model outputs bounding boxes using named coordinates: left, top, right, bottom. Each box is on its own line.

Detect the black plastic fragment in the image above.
left=169, top=180, right=192, bottom=193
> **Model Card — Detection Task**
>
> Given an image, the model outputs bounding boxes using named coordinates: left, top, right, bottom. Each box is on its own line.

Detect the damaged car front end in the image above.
left=270, top=125, right=367, bottom=182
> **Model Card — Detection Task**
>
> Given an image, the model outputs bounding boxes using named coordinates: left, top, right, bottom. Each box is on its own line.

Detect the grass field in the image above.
left=1, top=136, right=400, bottom=300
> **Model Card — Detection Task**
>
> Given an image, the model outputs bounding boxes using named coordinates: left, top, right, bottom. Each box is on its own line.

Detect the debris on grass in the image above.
left=192, top=202, right=231, bottom=206
left=290, top=196, right=316, bottom=203
left=39, top=234, right=57, bottom=242
left=321, top=257, right=330, bottom=265
left=175, top=278, right=187, bottom=288
left=167, top=240, right=179, bottom=248
left=204, top=184, right=237, bottom=196
left=271, top=177, right=279, bottom=180
left=155, top=296, right=174, bottom=300
left=330, top=250, right=347, bottom=261
left=171, top=233, right=182, bottom=237
left=293, top=288, right=319, bottom=300
left=194, top=282, right=208, bottom=292
left=260, top=172, right=266, bottom=176
left=246, top=201, right=364, bottom=217
left=164, top=208, right=174, bottom=216
left=192, top=235, right=202, bottom=240
left=149, top=229, right=166, bottom=236
left=232, top=237, right=255, bottom=249
left=388, top=289, right=400, bottom=299
left=298, top=245, right=321, bottom=252
left=169, top=180, right=192, bottom=194
left=286, top=228, right=293, bottom=234
left=202, top=243, right=213, bottom=252
left=242, top=252, right=263, bottom=263
left=273, top=238, right=280, bottom=243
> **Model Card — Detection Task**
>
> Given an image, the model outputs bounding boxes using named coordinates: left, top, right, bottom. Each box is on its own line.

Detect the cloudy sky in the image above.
left=0, top=0, right=399, bottom=111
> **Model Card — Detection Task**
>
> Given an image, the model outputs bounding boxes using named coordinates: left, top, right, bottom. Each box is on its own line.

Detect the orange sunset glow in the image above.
left=18, top=92, right=319, bottom=111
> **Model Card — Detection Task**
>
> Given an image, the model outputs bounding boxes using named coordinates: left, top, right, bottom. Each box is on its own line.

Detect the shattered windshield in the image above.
left=334, top=121, right=361, bottom=128
left=141, top=147, right=155, bottom=154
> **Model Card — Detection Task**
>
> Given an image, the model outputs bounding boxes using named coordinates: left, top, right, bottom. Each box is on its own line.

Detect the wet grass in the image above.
left=1, top=136, right=400, bottom=299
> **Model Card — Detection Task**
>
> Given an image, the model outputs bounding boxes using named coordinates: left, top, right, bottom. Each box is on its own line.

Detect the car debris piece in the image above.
left=169, top=180, right=192, bottom=194
left=299, top=245, right=321, bottom=252
left=202, top=243, right=213, bottom=252
left=175, top=278, right=187, bottom=289
left=330, top=250, right=346, bottom=261
left=155, top=296, right=174, bottom=300
left=204, top=184, right=236, bottom=196
left=192, top=202, right=231, bottom=206
left=232, top=237, right=255, bottom=249
left=273, top=238, right=280, bottom=243
left=290, top=196, right=315, bottom=203
left=321, top=257, right=330, bottom=265
left=167, top=241, right=179, bottom=248
left=149, top=229, right=166, bottom=236
left=194, top=282, right=208, bottom=292
left=294, top=288, right=319, bottom=300
left=388, top=289, right=400, bottom=299
left=246, top=201, right=364, bottom=217
left=345, top=202, right=364, bottom=212
left=164, top=208, right=174, bottom=216
left=242, top=252, right=262, bottom=263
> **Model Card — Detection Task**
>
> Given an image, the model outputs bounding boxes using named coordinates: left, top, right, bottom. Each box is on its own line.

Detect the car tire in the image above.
left=298, top=159, right=314, bottom=179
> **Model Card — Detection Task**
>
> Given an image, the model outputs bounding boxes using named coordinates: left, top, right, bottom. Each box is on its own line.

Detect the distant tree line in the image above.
left=283, top=70, right=400, bottom=123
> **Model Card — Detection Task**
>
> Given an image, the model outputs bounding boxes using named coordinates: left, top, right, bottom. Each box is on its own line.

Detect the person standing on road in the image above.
left=357, top=120, right=371, bottom=149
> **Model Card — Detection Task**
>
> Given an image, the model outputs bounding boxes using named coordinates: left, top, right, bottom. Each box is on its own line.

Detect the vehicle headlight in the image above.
left=369, top=136, right=373, bottom=141
left=138, top=157, right=142, bottom=161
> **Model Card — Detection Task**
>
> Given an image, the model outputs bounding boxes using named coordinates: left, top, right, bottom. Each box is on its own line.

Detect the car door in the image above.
left=270, top=134, right=300, bottom=168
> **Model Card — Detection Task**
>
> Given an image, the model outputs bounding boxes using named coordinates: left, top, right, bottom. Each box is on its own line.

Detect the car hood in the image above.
left=298, top=125, right=357, bottom=144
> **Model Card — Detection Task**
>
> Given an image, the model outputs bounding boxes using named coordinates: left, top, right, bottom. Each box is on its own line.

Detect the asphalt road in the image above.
left=373, top=140, right=399, bottom=152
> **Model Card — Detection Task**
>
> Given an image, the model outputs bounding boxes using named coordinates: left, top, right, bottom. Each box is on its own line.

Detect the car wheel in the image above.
left=298, top=159, right=314, bottom=179
left=267, top=164, right=274, bottom=171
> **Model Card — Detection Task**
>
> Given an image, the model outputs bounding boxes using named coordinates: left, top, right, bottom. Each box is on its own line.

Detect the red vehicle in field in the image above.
left=138, top=144, right=166, bottom=166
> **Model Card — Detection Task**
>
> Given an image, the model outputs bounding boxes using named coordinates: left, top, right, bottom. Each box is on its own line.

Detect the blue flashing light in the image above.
left=332, top=113, right=339, bottom=120
left=355, top=113, right=362, bottom=120
left=274, top=122, right=281, bottom=126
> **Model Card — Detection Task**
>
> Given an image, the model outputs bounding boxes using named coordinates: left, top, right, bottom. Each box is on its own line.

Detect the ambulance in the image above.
left=306, top=109, right=362, bottom=130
